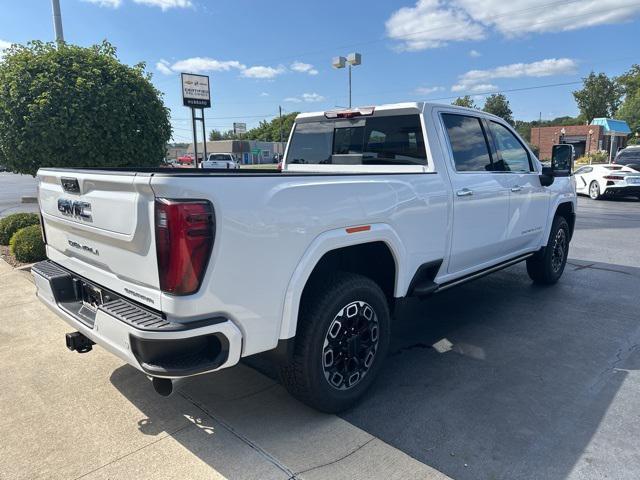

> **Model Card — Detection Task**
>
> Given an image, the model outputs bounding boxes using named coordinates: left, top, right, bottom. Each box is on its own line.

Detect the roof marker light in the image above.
left=346, top=225, right=371, bottom=234
left=325, top=107, right=375, bottom=119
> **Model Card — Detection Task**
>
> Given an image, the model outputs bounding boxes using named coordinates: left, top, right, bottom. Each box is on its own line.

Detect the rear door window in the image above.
left=287, top=114, right=427, bottom=165
left=441, top=113, right=493, bottom=172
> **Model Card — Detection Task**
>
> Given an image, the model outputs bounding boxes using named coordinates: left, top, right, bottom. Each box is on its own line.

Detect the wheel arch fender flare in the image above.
left=278, top=223, right=406, bottom=340
left=543, top=198, right=576, bottom=245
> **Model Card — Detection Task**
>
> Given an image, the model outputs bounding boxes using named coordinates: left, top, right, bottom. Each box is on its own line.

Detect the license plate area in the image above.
left=81, top=282, right=104, bottom=312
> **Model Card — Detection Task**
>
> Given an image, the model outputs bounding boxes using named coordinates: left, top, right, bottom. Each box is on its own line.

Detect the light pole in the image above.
left=51, top=0, right=64, bottom=43
left=332, top=53, right=361, bottom=108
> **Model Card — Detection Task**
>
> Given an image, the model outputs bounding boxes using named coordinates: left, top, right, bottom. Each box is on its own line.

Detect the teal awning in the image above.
left=590, top=118, right=631, bottom=135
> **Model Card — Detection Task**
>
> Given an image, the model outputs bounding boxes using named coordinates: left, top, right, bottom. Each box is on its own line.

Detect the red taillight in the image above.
left=603, top=175, right=624, bottom=180
left=155, top=199, right=214, bottom=295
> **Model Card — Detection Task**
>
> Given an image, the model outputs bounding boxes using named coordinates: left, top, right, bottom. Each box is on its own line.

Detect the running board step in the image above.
left=410, top=280, right=439, bottom=297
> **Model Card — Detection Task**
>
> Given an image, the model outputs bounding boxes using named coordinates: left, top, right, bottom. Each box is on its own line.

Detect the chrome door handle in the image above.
left=456, top=188, right=473, bottom=197
left=511, top=185, right=523, bottom=192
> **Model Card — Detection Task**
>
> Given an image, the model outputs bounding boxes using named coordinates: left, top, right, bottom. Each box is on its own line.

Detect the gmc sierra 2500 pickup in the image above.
left=33, top=102, right=576, bottom=412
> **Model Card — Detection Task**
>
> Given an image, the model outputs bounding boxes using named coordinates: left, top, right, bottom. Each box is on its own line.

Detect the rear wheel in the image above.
left=589, top=181, right=601, bottom=200
left=526, top=216, right=570, bottom=285
left=279, top=272, right=390, bottom=413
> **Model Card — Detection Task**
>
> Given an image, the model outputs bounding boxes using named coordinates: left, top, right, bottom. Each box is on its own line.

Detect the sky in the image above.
left=1, top=0, right=639, bottom=142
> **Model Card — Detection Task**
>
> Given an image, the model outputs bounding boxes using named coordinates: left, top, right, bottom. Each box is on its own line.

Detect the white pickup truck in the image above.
left=201, top=153, right=240, bottom=169
left=33, top=102, right=576, bottom=412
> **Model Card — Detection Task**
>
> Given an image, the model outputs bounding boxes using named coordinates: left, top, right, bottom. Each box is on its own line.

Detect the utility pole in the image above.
left=279, top=105, right=284, bottom=156
left=538, top=111, right=541, bottom=156
left=51, top=0, right=64, bottom=43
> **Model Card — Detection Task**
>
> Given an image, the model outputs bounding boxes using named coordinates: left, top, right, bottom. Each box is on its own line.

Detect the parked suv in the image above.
left=32, top=102, right=576, bottom=412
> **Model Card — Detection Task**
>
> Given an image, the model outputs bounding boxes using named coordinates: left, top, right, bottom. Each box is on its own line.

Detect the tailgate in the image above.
left=37, top=169, right=161, bottom=309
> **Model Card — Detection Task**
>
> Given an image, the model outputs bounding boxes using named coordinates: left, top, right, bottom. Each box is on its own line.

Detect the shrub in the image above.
left=9, top=224, right=46, bottom=263
left=0, top=212, right=40, bottom=245
left=0, top=41, right=171, bottom=175
left=575, top=151, right=609, bottom=165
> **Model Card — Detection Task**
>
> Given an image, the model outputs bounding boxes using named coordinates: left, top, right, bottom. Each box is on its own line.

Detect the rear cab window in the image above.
left=285, top=114, right=428, bottom=171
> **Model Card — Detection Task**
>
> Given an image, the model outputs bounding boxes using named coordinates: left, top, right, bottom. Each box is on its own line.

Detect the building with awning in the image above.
left=590, top=118, right=632, bottom=160
left=530, top=118, right=631, bottom=161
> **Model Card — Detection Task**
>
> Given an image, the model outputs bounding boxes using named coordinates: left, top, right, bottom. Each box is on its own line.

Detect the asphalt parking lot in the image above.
left=0, top=172, right=39, bottom=218
left=0, top=193, right=638, bottom=479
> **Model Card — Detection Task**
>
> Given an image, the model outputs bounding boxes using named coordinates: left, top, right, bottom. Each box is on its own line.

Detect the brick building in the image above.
left=530, top=118, right=631, bottom=160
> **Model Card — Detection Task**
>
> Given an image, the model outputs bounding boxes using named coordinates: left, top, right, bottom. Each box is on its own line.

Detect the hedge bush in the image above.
left=0, top=212, right=40, bottom=245
left=9, top=224, right=46, bottom=263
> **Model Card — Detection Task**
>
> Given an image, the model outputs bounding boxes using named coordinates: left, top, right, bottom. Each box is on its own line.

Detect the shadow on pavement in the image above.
left=109, top=259, right=640, bottom=480
left=342, top=260, right=640, bottom=480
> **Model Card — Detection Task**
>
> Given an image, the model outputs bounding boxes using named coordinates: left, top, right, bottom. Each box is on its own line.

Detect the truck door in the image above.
left=485, top=120, right=548, bottom=252
left=440, top=112, right=510, bottom=274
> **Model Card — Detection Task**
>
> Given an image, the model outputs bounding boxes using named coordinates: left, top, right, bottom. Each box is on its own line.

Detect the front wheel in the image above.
left=526, top=216, right=570, bottom=285
left=279, top=272, right=390, bottom=413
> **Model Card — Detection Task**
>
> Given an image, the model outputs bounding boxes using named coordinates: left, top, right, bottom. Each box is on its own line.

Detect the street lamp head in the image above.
left=332, top=56, right=346, bottom=69
left=346, top=52, right=362, bottom=66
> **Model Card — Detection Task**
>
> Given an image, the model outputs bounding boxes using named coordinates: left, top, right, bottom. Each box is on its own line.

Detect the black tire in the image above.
left=526, top=216, right=570, bottom=285
left=279, top=272, right=391, bottom=413
left=589, top=180, right=601, bottom=200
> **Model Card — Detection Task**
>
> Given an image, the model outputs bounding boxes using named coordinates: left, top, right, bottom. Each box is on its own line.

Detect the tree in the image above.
left=208, top=129, right=237, bottom=141
left=617, top=65, right=640, bottom=141
left=243, top=112, right=298, bottom=142
left=452, top=96, right=477, bottom=109
left=0, top=41, right=171, bottom=175
left=617, top=64, right=640, bottom=98
left=483, top=94, right=513, bottom=124
left=572, top=72, right=622, bottom=123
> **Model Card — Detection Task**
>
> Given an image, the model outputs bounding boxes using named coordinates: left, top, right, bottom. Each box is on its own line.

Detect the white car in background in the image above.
left=202, top=153, right=240, bottom=169
left=575, top=164, right=640, bottom=200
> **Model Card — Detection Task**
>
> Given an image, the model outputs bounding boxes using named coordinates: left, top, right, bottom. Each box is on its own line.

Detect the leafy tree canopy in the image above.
left=483, top=94, right=513, bottom=124
left=451, top=96, right=477, bottom=109
left=0, top=40, right=171, bottom=175
left=616, top=65, right=640, bottom=141
left=207, top=113, right=298, bottom=143
left=208, top=129, right=238, bottom=141
left=243, top=113, right=298, bottom=142
left=572, top=72, right=622, bottom=123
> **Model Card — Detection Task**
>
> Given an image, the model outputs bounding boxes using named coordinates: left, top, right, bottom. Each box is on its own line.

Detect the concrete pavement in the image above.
left=0, top=259, right=449, bottom=480
left=1, top=194, right=639, bottom=480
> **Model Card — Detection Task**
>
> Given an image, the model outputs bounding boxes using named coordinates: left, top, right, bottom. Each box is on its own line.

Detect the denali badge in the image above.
left=58, top=199, right=92, bottom=222
left=68, top=239, right=99, bottom=256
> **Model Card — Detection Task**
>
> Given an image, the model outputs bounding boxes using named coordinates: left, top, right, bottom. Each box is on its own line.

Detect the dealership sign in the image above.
left=233, top=122, right=247, bottom=135
left=181, top=73, right=211, bottom=108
